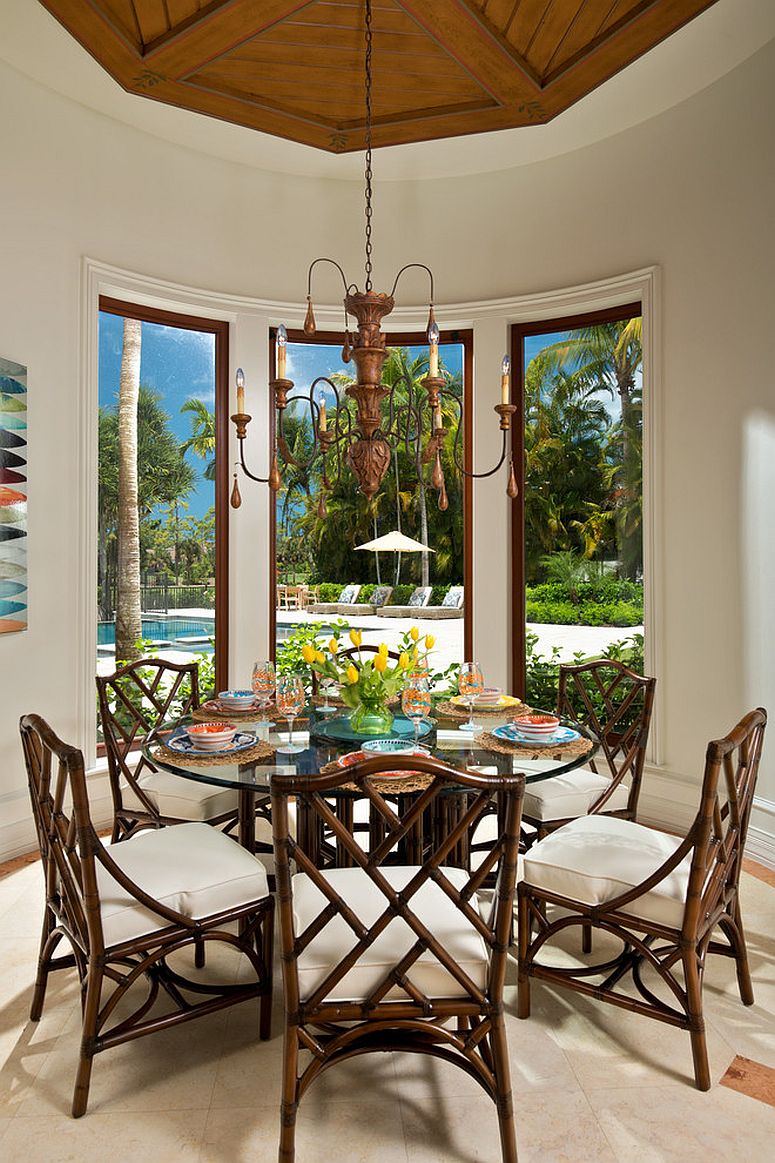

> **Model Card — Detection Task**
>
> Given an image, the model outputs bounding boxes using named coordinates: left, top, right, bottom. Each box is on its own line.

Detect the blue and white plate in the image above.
left=166, top=728, right=258, bottom=757
left=361, top=738, right=428, bottom=755
left=493, top=723, right=580, bottom=747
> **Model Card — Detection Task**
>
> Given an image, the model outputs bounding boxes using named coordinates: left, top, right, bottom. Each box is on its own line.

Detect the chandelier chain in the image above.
left=364, top=0, right=373, bottom=292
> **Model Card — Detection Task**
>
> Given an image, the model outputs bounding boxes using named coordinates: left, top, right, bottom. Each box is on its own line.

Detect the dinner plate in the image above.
left=336, top=748, right=428, bottom=777
left=202, top=697, right=265, bottom=715
left=165, top=728, right=258, bottom=756
left=450, top=694, right=523, bottom=709
left=492, top=724, right=580, bottom=747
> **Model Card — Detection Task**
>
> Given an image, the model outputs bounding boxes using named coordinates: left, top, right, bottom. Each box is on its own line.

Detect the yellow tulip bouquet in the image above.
left=301, top=627, right=435, bottom=735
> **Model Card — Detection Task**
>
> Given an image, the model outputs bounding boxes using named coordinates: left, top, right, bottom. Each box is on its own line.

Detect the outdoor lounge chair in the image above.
left=307, top=583, right=361, bottom=615
left=375, top=585, right=433, bottom=617
left=417, top=584, right=465, bottom=619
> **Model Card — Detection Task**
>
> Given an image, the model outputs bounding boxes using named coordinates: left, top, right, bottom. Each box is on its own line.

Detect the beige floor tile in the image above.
left=15, top=1008, right=230, bottom=1118
left=587, top=1082, right=775, bottom=1161
left=2, top=1108, right=207, bottom=1162
left=203, top=1099, right=410, bottom=1163
left=401, top=1087, right=615, bottom=1162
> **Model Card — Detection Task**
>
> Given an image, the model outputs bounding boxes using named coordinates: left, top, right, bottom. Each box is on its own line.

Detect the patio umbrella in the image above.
left=355, top=531, right=435, bottom=554
left=355, top=530, right=434, bottom=587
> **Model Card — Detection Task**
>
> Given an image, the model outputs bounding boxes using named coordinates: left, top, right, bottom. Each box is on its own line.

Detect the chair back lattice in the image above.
left=557, top=659, right=656, bottom=816
left=96, top=658, right=200, bottom=830
left=683, top=707, right=766, bottom=942
left=339, top=644, right=401, bottom=665
left=21, top=714, right=108, bottom=963
left=272, top=754, right=524, bottom=1023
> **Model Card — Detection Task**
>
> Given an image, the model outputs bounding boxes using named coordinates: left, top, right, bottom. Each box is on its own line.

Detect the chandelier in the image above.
left=230, top=0, right=518, bottom=514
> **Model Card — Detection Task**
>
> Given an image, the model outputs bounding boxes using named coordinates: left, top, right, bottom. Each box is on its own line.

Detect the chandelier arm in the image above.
left=388, top=263, right=435, bottom=305
left=450, top=409, right=510, bottom=479
left=306, top=258, right=350, bottom=300
left=235, top=437, right=270, bottom=484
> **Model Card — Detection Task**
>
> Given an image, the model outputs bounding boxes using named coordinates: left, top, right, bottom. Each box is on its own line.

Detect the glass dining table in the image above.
left=142, top=700, right=599, bottom=865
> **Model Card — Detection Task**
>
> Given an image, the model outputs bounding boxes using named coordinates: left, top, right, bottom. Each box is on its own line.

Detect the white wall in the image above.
left=0, top=38, right=773, bottom=861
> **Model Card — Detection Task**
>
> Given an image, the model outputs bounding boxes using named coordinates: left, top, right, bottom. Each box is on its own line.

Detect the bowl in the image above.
left=474, top=687, right=503, bottom=706
left=361, top=738, right=428, bottom=755
left=186, top=722, right=238, bottom=750
left=512, top=713, right=560, bottom=739
left=218, top=689, right=256, bottom=709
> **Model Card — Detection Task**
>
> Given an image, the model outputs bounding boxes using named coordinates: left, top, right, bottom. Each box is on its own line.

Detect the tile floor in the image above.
left=0, top=856, right=773, bottom=1161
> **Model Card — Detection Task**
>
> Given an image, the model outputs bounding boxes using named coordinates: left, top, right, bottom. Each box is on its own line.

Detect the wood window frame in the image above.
left=510, top=302, right=642, bottom=698
left=269, top=327, right=474, bottom=662
left=98, top=296, right=229, bottom=693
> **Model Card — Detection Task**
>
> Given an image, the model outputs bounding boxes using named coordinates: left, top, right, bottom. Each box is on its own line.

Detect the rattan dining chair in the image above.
left=521, top=659, right=656, bottom=847
left=20, top=713, right=274, bottom=1117
left=271, top=753, right=525, bottom=1163
left=97, top=658, right=238, bottom=840
left=517, top=707, right=766, bottom=1090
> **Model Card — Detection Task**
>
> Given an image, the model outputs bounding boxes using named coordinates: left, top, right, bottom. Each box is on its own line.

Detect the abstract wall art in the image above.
left=0, top=356, right=27, bottom=634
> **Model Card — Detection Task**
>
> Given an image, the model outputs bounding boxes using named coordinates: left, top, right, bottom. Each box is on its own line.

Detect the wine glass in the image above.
left=275, top=674, right=306, bottom=754
left=401, top=676, right=431, bottom=748
left=251, top=660, right=276, bottom=728
left=318, top=675, right=338, bottom=715
left=458, top=662, right=484, bottom=732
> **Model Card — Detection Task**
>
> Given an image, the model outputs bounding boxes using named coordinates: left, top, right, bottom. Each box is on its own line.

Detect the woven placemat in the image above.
left=474, top=730, right=594, bottom=760
left=191, top=705, right=309, bottom=726
left=435, top=698, right=530, bottom=720
left=152, top=737, right=276, bottom=767
left=318, top=757, right=433, bottom=795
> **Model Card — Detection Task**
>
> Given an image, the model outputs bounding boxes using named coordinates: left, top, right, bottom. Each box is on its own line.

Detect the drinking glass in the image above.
left=275, top=674, right=306, bottom=754
left=251, top=660, right=276, bottom=728
left=458, top=662, right=484, bottom=732
left=401, top=676, right=431, bottom=747
left=319, top=676, right=338, bottom=715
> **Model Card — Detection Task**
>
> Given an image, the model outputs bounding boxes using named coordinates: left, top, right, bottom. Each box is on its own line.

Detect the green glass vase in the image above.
left=349, top=696, right=394, bottom=737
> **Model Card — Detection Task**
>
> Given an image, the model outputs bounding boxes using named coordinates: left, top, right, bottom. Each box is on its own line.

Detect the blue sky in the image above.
left=99, top=312, right=216, bottom=518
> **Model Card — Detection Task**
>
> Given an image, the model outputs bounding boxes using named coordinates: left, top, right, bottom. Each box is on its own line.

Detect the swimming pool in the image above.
left=97, top=616, right=215, bottom=651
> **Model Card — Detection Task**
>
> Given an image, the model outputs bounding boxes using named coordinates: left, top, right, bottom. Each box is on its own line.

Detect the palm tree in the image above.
left=115, top=317, right=142, bottom=662
left=540, top=318, right=643, bottom=579
left=180, top=397, right=215, bottom=481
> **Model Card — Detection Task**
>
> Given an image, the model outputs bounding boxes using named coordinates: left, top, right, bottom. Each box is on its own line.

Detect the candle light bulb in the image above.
left=500, top=353, right=510, bottom=405
left=428, top=321, right=440, bottom=377
left=276, top=324, right=287, bottom=379
left=317, top=391, right=327, bottom=433
left=235, top=367, right=245, bottom=413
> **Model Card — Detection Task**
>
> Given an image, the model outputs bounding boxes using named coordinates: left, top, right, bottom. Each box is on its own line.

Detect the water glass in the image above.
left=252, top=660, right=276, bottom=727
left=458, top=662, right=484, bottom=732
left=401, top=677, right=431, bottom=747
left=275, top=674, right=306, bottom=754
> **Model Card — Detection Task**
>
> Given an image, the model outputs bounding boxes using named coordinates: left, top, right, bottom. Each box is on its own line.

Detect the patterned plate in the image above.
left=166, top=728, right=258, bottom=756
left=450, top=694, right=524, bottom=709
left=492, top=724, right=580, bottom=747
left=202, top=697, right=267, bottom=716
left=336, top=748, right=428, bottom=777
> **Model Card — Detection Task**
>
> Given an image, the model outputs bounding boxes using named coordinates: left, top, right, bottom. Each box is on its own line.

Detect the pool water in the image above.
left=97, top=616, right=215, bottom=649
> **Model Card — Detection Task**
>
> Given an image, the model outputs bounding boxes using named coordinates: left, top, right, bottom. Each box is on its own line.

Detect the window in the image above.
left=270, top=328, right=473, bottom=669
left=511, top=305, right=644, bottom=703
left=97, top=298, right=229, bottom=694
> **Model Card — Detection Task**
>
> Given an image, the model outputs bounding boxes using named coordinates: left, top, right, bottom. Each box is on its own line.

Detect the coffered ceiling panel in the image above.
left=36, top=0, right=721, bottom=152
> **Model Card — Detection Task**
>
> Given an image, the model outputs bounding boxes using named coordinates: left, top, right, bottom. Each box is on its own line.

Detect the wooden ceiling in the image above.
left=37, top=0, right=720, bottom=153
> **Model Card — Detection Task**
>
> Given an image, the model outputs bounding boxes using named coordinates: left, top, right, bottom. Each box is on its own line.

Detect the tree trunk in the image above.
left=393, top=452, right=402, bottom=587
left=416, top=448, right=430, bottom=587
left=617, top=374, right=639, bottom=581
left=115, top=318, right=142, bottom=662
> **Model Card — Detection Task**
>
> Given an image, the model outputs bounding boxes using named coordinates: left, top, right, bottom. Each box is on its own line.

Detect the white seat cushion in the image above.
left=122, top=770, right=239, bottom=822
left=523, top=763, right=629, bottom=822
left=292, top=866, right=489, bottom=1003
left=522, top=815, right=691, bottom=928
left=97, top=822, right=269, bottom=947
